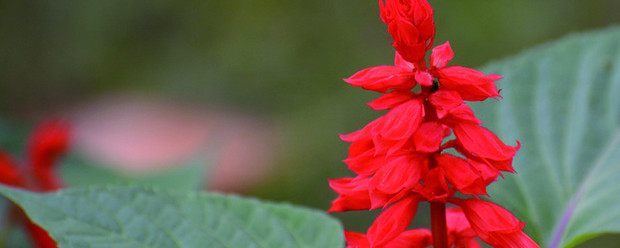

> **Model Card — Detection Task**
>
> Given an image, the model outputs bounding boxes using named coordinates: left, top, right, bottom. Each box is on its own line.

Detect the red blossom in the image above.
left=452, top=199, right=540, bottom=248
left=435, top=154, right=487, bottom=196
left=367, top=197, right=420, bottom=247
left=330, top=0, right=538, bottom=247
left=344, top=66, right=415, bottom=93
left=328, top=176, right=372, bottom=212
left=379, top=0, right=435, bottom=63
left=0, top=119, right=71, bottom=248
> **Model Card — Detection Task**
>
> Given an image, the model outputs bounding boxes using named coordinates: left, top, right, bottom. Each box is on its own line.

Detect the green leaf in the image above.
left=472, top=26, right=620, bottom=248
left=0, top=185, right=344, bottom=248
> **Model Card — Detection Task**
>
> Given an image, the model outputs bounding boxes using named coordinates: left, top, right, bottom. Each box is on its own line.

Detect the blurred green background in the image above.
left=0, top=0, right=619, bottom=247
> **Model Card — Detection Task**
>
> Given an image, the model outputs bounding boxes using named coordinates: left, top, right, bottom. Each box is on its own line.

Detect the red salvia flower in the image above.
left=330, top=0, right=540, bottom=247
left=0, top=119, right=71, bottom=248
left=451, top=199, right=540, bottom=248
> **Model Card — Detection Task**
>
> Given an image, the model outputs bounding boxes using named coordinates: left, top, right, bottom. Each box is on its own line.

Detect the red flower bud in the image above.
left=379, top=0, right=435, bottom=63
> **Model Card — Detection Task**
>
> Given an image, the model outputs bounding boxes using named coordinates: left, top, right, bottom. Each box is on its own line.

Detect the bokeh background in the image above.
left=0, top=0, right=619, bottom=247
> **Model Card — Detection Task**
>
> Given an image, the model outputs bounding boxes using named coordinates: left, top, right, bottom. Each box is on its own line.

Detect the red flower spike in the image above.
left=331, top=1, right=534, bottom=247
left=344, top=66, right=415, bottom=93
left=453, top=199, right=540, bottom=248
left=379, top=0, right=435, bottom=63
left=368, top=197, right=419, bottom=247
left=435, top=154, right=487, bottom=196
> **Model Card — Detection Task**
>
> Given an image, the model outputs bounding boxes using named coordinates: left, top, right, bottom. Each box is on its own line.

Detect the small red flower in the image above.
left=367, top=197, right=419, bottom=247
left=452, top=199, right=540, bottom=248
left=379, top=0, right=435, bottom=63
left=0, top=119, right=71, bottom=248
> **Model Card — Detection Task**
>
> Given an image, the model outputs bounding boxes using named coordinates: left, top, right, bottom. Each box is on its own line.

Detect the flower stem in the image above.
left=431, top=202, right=448, bottom=248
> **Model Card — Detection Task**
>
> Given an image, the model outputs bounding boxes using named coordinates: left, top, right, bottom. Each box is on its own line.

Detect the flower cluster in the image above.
left=0, top=120, right=70, bottom=248
left=329, top=1, right=540, bottom=247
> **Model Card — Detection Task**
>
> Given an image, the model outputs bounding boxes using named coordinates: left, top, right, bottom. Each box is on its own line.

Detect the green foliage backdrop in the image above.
left=474, top=26, right=620, bottom=248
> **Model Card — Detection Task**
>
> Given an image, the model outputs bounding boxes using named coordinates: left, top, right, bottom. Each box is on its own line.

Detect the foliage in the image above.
left=473, top=26, right=620, bottom=248
left=0, top=185, right=344, bottom=248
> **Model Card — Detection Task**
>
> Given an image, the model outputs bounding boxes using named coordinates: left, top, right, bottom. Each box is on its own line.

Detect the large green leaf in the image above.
left=0, top=186, right=344, bottom=248
left=472, top=26, right=620, bottom=248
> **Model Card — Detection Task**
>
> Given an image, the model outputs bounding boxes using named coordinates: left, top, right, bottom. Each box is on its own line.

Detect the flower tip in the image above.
left=489, top=74, right=503, bottom=81
left=327, top=203, right=343, bottom=213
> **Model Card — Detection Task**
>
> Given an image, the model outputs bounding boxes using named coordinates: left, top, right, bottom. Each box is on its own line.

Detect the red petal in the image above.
left=415, top=70, right=433, bottom=86
left=344, top=148, right=386, bottom=176
left=385, top=229, right=432, bottom=248
left=429, top=90, right=463, bottom=118
left=436, top=154, right=487, bottom=196
left=467, top=158, right=500, bottom=185
left=446, top=104, right=482, bottom=125
left=394, top=52, right=415, bottom=70
left=367, top=90, right=415, bottom=110
left=28, top=120, right=70, bottom=170
left=372, top=99, right=424, bottom=154
left=328, top=177, right=371, bottom=212
left=371, top=154, right=426, bottom=194
left=345, top=231, right=370, bottom=248
left=430, top=41, right=454, bottom=69
left=452, top=122, right=518, bottom=161
left=368, top=197, right=419, bottom=247
left=415, top=167, right=453, bottom=202
left=453, top=199, right=540, bottom=248
left=429, top=90, right=481, bottom=124
left=412, top=122, right=450, bottom=153
left=0, top=151, right=25, bottom=187
left=344, top=65, right=415, bottom=92
left=436, top=66, right=502, bottom=101
left=340, top=130, right=363, bottom=142
left=446, top=207, right=482, bottom=248
left=25, top=220, right=57, bottom=248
